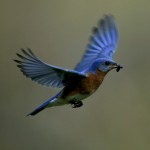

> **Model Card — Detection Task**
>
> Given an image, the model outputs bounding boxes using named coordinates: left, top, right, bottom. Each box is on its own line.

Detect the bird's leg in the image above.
left=70, top=98, right=83, bottom=108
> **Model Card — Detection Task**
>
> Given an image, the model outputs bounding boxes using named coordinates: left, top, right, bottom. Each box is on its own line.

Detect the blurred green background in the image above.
left=1, top=0, right=150, bottom=150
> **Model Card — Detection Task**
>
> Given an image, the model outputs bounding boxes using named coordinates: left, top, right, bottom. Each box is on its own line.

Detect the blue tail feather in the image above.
left=27, top=100, right=50, bottom=116
left=27, top=92, right=61, bottom=116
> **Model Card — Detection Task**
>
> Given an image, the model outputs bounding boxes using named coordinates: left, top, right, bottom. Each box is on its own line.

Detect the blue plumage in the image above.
left=27, top=92, right=62, bottom=116
left=75, top=15, right=118, bottom=72
left=14, top=14, right=122, bottom=116
left=15, top=48, right=86, bottom=88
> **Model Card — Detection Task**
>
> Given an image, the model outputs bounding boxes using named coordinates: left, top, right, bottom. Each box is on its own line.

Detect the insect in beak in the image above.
left=116, top=65, right=123, bottom=72
left=112, top=64, right=123, bottom=72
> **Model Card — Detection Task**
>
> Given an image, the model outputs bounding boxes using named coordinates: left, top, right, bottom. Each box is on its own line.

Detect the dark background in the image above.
left=1, top=0, right=150, bottom=150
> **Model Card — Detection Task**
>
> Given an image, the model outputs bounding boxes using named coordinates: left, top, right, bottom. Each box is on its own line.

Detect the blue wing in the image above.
left=75, top=14, right=118, bottom=72
left=15, top=48, right=86, bottom=88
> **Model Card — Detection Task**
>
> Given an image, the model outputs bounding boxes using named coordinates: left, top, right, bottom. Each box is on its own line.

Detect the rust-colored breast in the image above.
left=79, top=69, right=107, bottom=94
left=61, top=69, right=107, bottom=98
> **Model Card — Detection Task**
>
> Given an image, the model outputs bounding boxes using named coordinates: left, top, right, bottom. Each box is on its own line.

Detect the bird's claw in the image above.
left=70, top=100, right=83, bottom=108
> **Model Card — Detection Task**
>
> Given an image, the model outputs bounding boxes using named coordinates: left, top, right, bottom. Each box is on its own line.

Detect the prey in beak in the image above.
left=112, top=63, right=123, bottom=72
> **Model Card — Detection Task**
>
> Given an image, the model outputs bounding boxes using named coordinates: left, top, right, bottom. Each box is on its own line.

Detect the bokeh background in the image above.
left=1, top=0, right=150, bottom=150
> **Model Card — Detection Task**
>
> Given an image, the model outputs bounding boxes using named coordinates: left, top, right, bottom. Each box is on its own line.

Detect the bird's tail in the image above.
left=27, top=92, right=61, bottom=116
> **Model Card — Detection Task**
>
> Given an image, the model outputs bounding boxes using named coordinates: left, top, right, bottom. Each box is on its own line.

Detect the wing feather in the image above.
left=75, top=14, right=118, bottom=72
left=14, top=48, right=86, bottom=88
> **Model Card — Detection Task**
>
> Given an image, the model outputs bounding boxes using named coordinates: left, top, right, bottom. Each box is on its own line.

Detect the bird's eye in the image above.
left=105, top=61, right=110, bottom=66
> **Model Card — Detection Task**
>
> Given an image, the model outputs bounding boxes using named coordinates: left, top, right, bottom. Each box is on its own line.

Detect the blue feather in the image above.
left=27, top=92, right=61, bottom=116
left=75, top=14, right=118, bottom=72
left=15, top=48, right=86, bottom=88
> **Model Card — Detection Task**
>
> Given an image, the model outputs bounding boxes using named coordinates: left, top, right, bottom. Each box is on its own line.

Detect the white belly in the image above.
left=66, top=93, right=91, bottom=102
left=47, top=93, right=91, bottom=107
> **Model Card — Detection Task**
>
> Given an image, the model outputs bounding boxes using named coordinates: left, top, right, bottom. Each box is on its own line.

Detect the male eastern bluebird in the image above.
left=14, top=14, right=123, bottom=116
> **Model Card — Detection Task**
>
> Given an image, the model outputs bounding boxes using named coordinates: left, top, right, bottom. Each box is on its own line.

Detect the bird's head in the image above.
left=90, top=58, right=123, bottom=73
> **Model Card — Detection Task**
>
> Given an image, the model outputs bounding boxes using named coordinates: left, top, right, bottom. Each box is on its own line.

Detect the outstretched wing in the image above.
left=14, top=48, right=86, bottom=88
left=75, top=14, right=118, bottom=72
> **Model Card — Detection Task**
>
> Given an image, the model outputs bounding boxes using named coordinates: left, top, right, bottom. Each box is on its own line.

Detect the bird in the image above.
left=14, top=14, right=123, bottom=116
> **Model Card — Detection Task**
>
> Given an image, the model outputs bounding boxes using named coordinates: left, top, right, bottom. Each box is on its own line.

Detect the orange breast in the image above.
left=61, top=69, right=107, bottom=98
left=79, top=69, right=107, bottom=94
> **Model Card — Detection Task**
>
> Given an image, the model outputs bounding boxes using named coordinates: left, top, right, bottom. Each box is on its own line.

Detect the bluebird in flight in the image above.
left=14, top=14, right=123, bottom=116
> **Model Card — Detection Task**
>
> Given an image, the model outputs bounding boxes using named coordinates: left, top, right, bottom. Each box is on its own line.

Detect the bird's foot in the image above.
left=70, top=100, right=83, bottom=108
